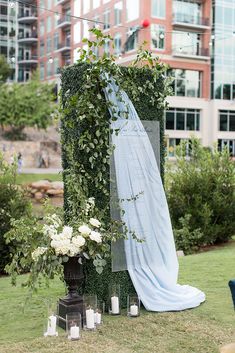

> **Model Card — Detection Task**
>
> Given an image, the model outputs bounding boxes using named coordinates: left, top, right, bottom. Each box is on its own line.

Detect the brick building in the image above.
left=0, top=0, right=235, bottom=156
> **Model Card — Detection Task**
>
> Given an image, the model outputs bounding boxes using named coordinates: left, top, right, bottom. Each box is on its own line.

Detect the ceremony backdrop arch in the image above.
left=60, top=62, right=169, bottom=306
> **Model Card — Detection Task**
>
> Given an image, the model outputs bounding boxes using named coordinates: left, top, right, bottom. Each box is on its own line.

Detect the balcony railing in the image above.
left=55, top=38, right=71, bottom=51
left=57, top=15, right=71, bottom=28
left=172, top=47, right=209, bottom=58
left=18, top=32, right=38, bottom=42
left=18, top=55, right=38, bottom=63
left=173, top=13, right=210, bottom=27
left=18, top=11, right=38, bottom=22
left=57, top=0, right=70, bottom=5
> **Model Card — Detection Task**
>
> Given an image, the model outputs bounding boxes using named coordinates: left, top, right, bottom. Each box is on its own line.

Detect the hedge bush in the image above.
left=166, top=139, right=235, bottom=253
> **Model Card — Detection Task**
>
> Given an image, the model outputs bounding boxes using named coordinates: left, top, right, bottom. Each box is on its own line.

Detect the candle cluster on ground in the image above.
left=43, top=291, right=140, bottom=341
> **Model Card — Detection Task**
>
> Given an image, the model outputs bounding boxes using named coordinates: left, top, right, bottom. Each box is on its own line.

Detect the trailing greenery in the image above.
left=166, top=138, right=235, bottom=253
left=60, top=29, right=171, bottom=305
left=0, top=54, right=12, bottom=84
left=0, top=72, right=55, bottom=140
left=0, top=154, right=31, bottom=273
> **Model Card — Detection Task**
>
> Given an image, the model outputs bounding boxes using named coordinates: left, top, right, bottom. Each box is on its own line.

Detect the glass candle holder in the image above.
left=44, top=313, right=58, bottom=337
left=127, top=295, right=140, bottom=317
left=109, top=284, right=120, bottom=315
left=94, top=301, right=104, bottom=326
left=66, top=313, right=82, bottom=340
left=83, top=294, right=97, bottom=330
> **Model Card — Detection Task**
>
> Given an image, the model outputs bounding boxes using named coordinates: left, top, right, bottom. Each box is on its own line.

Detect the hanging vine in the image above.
left=60, top=28, right=172, bottom=225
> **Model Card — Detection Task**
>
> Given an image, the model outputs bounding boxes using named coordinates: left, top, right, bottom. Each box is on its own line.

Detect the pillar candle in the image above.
left=86, top=308, right=95, bottom=329
left=70, top=325, right=80, bottom=339
left=111, top=296, right=119, bottom=314
left=130, top=304, right=138, bottom=316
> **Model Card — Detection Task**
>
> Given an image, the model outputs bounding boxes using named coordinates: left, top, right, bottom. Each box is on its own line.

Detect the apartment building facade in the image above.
left=0, top=0, right=235, bottom=156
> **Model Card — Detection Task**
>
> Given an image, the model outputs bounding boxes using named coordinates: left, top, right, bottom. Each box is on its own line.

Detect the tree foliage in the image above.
left=0, top=153, right=31, bottom=273
left=0, top=55, right=12, bottom=84
left=166, top=138, right=235, bottom=253
left=0, top=72, right=55, bottom=139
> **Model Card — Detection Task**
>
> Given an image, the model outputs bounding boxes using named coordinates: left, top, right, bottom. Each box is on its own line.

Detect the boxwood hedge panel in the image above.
left=60, top=63, right=166, bottom=307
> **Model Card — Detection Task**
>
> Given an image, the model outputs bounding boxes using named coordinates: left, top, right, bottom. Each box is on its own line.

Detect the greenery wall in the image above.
left=60, top=59, right=168, bottom=306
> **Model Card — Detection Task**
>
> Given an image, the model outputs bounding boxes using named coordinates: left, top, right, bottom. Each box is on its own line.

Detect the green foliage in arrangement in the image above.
left=166, top=138, right=235, bottom=254
left=0, top=71, right=55, bottom=140
left=60, top=29, right=172, bottom=306
left=0, top=54, right=12, bottom=84
left=0, top=154, right=31, bottom=273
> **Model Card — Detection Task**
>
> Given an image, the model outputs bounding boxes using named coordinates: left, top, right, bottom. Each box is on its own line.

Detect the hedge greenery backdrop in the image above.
left=60, top=30, right=172, bottom=306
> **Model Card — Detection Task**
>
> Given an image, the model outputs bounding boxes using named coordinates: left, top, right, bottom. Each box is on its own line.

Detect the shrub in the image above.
left=166, top=138, right=235, bottom=253
left=0, top=154, right=31, bottom=273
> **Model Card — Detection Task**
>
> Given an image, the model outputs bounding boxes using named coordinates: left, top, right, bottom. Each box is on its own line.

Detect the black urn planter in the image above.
left=58, top=256, right=84, bottom=329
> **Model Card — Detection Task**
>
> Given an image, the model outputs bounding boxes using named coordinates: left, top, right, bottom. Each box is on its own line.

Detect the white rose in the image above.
left=88, top=197, right=95, bottom=205
left=72, top=235, right=86, bottom=247
left=62, top=226, right=73, bottom=239
left=78, top=225, right=91, bottom=235
left=89, top=218, right=101, bottom=228
left=89, top=231, right=102, bottom=243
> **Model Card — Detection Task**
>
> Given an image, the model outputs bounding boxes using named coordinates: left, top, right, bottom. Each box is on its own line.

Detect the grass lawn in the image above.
left=0, top=242, right=235, bottom=353
left=16, top=173, right=62, bottom=184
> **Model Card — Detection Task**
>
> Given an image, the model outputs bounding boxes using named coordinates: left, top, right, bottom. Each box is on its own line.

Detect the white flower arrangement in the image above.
left=5, top=196, right=131, bottom=291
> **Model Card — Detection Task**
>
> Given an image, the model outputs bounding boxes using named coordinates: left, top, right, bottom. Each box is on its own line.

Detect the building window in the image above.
left=83, top=0, right=90, bottom=14
left=40, top=63, right=44, bottom=80
left=40, top=20, right=44, bottom=36
left=40, top=42, right=44, bottom=56
left=219, top=110, right=235, bottom=131
left=93, top=15, right=99, bottom=28
left=173, top=0, right=202, bottom=26
left=114, top=33, right=121, bottom=55
left=103, top=10, right=110, bottom=30
left=0, top=5, right=7, bottom=15
left=54, top=57, right=59, bottom=75
left=172, top=31, right=202, bottom=56
left=83, top=21, right=89, bottom=38
left=124, top=27, right=138, bottom=51
left=47, top=60, right=53, bottom=77
left=74, top=0, right=81, bottom=16
left=126, top=0, right=139, bottom=22
left=74, top=22, right=81, bottom=43
left=151, top=24, right=165, bottom=50
left=53, top=32, right=59, bottom=50
left=165, top=108, right=200, bottom=131
left=39, top=0, right=44, bottom=14
left=152, top=0, right=165, bottom=18
left=167, top=138, right=194, bottom=157
left=168, top=69, right=201, bottom=97
left=93, top=0, right=100, bottom=8
left=46, top=16, right=52, bottom=33
left=46, top=37, right=51, bottom=53
left=218, top=139, right=235, bottom=157
left=104, top=39, right=110, bottom=55
left=114, top=1, right=122, bottom=26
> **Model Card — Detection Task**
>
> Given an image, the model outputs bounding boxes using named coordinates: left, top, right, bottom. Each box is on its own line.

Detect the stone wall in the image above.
left=0, top=140, right=61, bottom=168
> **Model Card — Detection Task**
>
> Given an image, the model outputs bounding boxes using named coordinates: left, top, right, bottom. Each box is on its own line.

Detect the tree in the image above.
left=0, top=72, right=55, bottom=139
left=0, top=55, right=12, bottom=83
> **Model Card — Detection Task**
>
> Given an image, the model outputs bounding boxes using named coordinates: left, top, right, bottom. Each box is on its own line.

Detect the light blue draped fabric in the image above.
left=103, top=76, right=205, bottom=311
